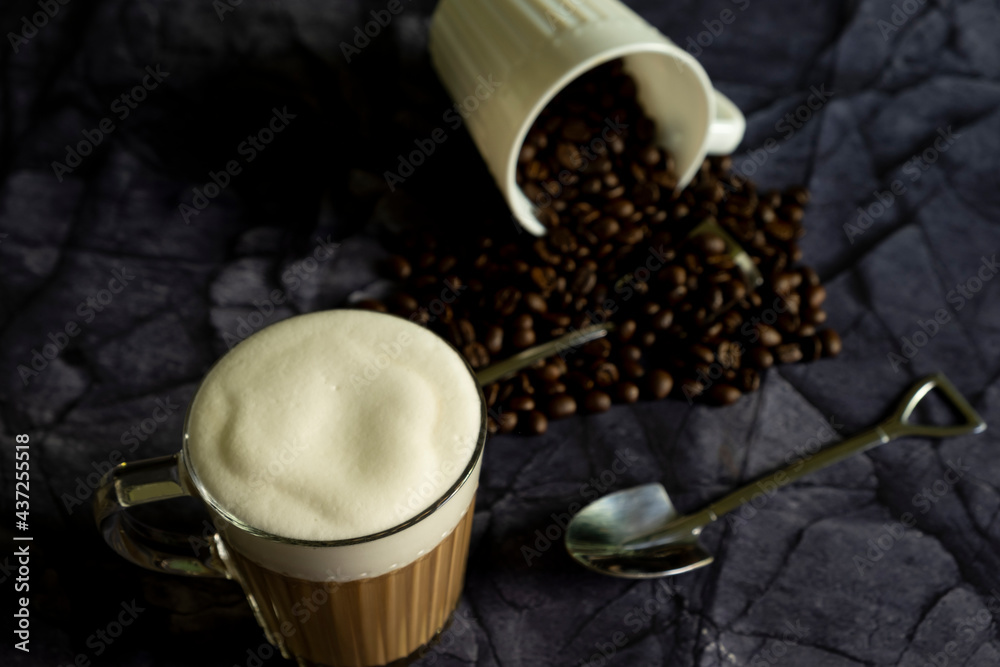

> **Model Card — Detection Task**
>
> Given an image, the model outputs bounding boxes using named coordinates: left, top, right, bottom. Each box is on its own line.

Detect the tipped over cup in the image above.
left=429, top=0, right=746, bottom=236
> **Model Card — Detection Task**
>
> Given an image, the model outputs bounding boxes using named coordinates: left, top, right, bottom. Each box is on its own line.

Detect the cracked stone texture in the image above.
left=1, top=0, right=999, bottom=665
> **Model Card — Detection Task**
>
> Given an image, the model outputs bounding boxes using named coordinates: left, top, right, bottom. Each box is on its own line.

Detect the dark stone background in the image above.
left=1, top=0, right=999, bottom=665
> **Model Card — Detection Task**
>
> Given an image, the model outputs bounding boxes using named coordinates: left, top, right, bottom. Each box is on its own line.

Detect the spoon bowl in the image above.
left=566, top=483, right=714, bottom=578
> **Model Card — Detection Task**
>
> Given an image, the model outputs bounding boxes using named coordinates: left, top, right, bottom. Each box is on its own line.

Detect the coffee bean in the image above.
left=456, top=319, right=476, bottom=344
left=647, top=369, right=673, bottom=399
left=484, top=383, right=499, bottom=407
left=538, top=363, right=563, bottom=382
left=549, top=228, right=578, bottom=254
left=512, top=328, right=536, bottom=349
left=498, top=382, right=515, bottom=403
left=593, top=362, right=619, bottom=387
left=584, top=390, right=612, bottom=413
left=494, top=287, right=521, bottom=315
left=618, top=319, right=637, bottom=342
left=533, top=240, right=561, bottom=266
left=463, top=342, right=489, bottom=369
left=570, top=266, right=598, bottom=295
left=544, top=381, right=567, bottom=395
left=509, top=395, right=536, bottom=411
left=518, top=143, right=537, bottom=164
left=530, top=266, right=558, bottom=291
left=391, top=292, right=419, bottom=313
left=748, top=347, right=774, bottom=369
left=767, top=220, right=797, bottom=243
left=548, top=393, right=578, bottom=419
left=603, top=184, right=626, bottom=199
left=661, top=265, right=686, bottom=286
left=694, top=233, right=727, bottom=256
left=583, top=338, right=612, bottom=358
left=593, top=217, right=620, bottom=240
left=498, top=411, right=518, bottom=433
left=639, top=145, right=661, bottom=166
left=805, top=308, right=828, bottom=325
left=622, top=361, right=645, bottom=379
left=525, top=410, right=548, bottom=435
left=651, top=309, right=673, bottom=330
left=756, top=324, right=782, bottom=347
left=621, top=345, right=642, bottom=362
left=722, top=310, right=743, bottom=332
left=780, top=204, right=805, bottom=223
left=385, top=255, right=412, bottom=280
left=616, top=226, right=644, bottom=245
left=820, top=329, right=842, bottom=357
left=483, top=326, right=504, bottom=354
left=806, top=285, right=827, bottom=309
left=604, top=199, right=635, bottom=218
left=616, top=382, right=640, bottom=404
left=518, top=372, right=536, bottom=395
left=690, top=345, right=714, bottom=364
left=800, top=335, right=823, bottom=361
left=773, top=272, right=793, bottom=296
left=740, top=368, right=760, bottom=393
left=708, top=384, right=742, bottom=406
left=706, top=286, right=725, bottom=311
left=717, top=341, right=741, bottom=369
left=774, top=343, right=803, bottom=364
left=581, top=177, right=602, bottom=195
left=787, top=186, right=810, bottom=206
left=556, top=142, right=583, bottom=170
left=519, top=292, right=546, bottom=314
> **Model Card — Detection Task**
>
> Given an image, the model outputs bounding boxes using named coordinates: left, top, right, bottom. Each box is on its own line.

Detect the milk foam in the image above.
left=186, top=310, right=483, bottom=542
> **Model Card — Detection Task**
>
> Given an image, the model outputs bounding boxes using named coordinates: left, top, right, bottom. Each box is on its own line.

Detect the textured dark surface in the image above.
left=1, top=0, right=1000, bottom=665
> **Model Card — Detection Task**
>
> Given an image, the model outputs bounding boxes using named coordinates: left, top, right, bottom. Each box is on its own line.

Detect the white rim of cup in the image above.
left=505, top=42, right=716, bottom=236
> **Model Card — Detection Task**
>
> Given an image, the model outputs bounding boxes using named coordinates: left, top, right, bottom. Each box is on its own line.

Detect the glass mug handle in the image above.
left=94, top=453, right=229, bottom=578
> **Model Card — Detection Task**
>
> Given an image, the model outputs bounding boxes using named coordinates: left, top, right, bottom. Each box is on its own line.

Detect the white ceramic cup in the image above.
left=429, top=0, right=746, bottom=236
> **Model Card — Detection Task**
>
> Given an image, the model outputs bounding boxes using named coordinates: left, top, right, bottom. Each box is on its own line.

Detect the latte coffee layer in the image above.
left=224, top=498, right=476, bottom=667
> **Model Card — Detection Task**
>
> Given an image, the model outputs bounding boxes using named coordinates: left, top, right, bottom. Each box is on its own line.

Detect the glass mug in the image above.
left=94, top=310, right=487, bottom=667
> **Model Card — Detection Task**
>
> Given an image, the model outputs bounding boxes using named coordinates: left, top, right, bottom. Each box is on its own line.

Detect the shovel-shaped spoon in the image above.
left=565, top=373, right=987, bottom=579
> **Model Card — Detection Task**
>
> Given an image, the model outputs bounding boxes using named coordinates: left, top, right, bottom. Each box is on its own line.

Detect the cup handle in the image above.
left=93, top=454, right=230, bottom=578
left=704, top=90, right=746, bottom=155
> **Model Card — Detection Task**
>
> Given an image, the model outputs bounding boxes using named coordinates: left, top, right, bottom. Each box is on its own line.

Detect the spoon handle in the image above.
left=475, top=322, right=613, bottom=387
left=639, top=374, right=986, bottom=543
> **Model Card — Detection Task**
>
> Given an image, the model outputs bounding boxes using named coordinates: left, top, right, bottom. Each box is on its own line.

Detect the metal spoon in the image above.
left=475, top=322, right=613, bottom=386
left=565, top=373, right=987, bottom=579
left=688, top=218, right=763, bottom=289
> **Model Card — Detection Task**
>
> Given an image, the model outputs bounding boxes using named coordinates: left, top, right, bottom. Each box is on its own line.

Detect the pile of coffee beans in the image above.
left=361, top=59, right=840, bottom=435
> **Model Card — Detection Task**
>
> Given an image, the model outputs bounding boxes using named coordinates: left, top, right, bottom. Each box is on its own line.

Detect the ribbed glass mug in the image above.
left=94, top=311, right=487, bottom=667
